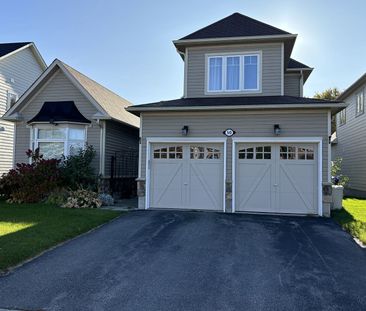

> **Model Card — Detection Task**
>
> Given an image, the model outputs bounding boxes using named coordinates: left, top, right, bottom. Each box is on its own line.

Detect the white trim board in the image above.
left=145, top=137, right=227, bottom=211
left=231, top=137, right=323, bottom=216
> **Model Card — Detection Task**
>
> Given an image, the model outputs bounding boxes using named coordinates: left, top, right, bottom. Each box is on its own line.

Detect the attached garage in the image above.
left=147, top=140, right=226, bottom=211
left=233, top=139, right=322, bottom=215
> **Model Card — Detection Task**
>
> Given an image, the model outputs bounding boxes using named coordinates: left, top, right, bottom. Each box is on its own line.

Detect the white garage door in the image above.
left=150, top=143, right=224, bottom=210
left=235, top=143, right=318, bottom=215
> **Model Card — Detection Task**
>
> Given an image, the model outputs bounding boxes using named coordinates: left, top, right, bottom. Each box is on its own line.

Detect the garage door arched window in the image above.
left=190, top=146, right=221, bottom=160
left=153, top=146, right=183, bottom=159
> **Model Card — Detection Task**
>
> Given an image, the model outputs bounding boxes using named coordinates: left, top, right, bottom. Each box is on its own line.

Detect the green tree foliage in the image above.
left=314, top=87, right=341, bottom=133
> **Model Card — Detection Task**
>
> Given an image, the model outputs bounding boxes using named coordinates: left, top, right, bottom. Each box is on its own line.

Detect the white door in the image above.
left=150, top=143, right=224, bottom=210
left=235, top=143, right=318, bottom=215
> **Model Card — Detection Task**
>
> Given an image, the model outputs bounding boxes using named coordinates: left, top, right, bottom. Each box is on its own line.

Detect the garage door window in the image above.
left=280, top=146, right=314, bottom=160
left=238, top=146, right=271, bottom=159
left=154, top=146, right=183, bottom=159
left=190, top=146, right=221, bottom=160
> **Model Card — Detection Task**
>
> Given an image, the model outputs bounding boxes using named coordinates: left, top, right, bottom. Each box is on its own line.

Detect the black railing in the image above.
left=110, top=150, right=138, bottom=197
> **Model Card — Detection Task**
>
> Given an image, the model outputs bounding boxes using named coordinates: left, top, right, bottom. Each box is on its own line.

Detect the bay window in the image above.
left=207, top=53, right=261, bottom=93
left=32, top=124, right=87, bottom=159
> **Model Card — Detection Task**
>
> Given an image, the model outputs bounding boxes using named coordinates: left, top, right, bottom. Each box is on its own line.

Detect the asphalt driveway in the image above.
left=0, top=210, right=366, bottom=311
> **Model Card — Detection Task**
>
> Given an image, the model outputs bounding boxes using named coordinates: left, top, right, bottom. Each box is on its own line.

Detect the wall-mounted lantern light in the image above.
left=274, top=124, right=281, bottom=136
left=0, top=126, right=5, bottom=132
left=181, top=125, right=189, bottom=136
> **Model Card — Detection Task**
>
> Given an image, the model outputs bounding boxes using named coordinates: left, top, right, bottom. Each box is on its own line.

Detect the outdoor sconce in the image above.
left=182, top=125, right=189, bottom=136
left=274, top=124, right=281, bottom=136
left=0, top=126, right=5, bottom=132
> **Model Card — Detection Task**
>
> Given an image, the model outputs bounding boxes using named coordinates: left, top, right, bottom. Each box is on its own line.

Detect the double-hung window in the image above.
left=339, top=109, right=346, bottom=126
left=32, top=125, right=86, bottom=159
left=356, top=91, right=364, bottom=116
left=207, top=53, right=260, bottom=93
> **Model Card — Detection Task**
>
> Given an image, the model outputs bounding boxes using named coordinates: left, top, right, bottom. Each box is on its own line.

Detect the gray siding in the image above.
left=14, top=68, right=102, bottom=173
left=284, top=73, right=301, bottom=97
left=186, top=43, right=283, bottom=98
left=0, top=47, right=44, bottom=174
left=333, top=83, right=366, bottom=193
left=104, top=120, right=139, bottom=177
left=140, top=109, right=329, bottom=185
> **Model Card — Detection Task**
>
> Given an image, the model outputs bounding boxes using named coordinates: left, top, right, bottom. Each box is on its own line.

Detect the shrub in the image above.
left=62, top=188, right=102, bottom=209
left=61, top=145, right=97, bottom=190
left=98, top=193, right=114, bottom=206
left=45, top=188, right=69, bottom=206
left=331, top=157, right=350, bottom=186
left=0, top=149, right=61, bottom=203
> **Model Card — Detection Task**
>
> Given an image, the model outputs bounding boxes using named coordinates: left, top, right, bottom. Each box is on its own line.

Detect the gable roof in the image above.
left=287, top=58, right=310, bottom=69
left=127, top=96, right=346, bottom=116
left=180, top=13, right=290, bottom=40
left=3, top=59, right=139, bottom=128
left=338, top=72, right=366, bottom=101
left=0, top=42, right=47, bottom=69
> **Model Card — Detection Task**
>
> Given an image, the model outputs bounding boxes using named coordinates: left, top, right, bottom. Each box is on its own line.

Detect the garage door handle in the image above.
left=273, top=184, right=278, bottom=187
left=184, top=183, right=188, bottom=186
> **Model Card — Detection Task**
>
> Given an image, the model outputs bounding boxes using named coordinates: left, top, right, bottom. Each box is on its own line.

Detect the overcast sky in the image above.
left=2, top=0, right=365, bottom=104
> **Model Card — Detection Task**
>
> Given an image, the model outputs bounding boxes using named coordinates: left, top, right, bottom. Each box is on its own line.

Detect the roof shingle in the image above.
left=180, top=13, right=290, bottom=40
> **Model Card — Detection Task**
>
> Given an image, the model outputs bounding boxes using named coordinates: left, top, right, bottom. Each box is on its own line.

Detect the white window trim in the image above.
left=32, top=124, right=87, bottom=158
left=232, top=137, right=323, bottom=216
left=206, top=51, right=262, bottom=94
left=356, top=90, right=364, bottom=117
left=145, top=137, right=227, bottom=212
left=6, top=91, right=18, bottom=111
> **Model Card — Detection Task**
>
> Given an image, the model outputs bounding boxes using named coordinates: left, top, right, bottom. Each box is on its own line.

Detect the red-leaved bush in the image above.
left=0, top=149, right=62, bottom=203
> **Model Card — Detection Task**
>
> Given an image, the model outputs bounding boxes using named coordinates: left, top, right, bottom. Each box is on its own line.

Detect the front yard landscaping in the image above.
left=0, top=201, right=121, bottom=272
left=332, top=198, right=366, bottom=244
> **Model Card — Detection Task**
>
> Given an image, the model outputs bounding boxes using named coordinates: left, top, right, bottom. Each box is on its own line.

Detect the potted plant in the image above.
left=331, top=157, right=349, bottom=210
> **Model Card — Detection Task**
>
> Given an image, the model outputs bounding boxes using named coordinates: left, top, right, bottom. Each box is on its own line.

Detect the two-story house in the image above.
left=127, top=13, right=346, bottom=216
left=0, top=42, right=46, bottom=175
left=332, top=73, right=366, bottom=198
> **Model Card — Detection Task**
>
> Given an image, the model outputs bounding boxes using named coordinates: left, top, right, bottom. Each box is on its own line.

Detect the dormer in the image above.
left=173, top=13, right=312, bottom=98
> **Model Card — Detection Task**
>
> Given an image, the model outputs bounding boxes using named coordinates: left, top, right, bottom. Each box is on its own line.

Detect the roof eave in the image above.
left=127, top=102, right=347, bottom=116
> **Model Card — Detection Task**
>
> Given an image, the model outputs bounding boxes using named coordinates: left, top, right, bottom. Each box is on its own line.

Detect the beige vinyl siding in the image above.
left=0, top=47, right=44, bottom=175
left=334, top=83, right=366, bottom=193
left=14, top=68, right=101, bottom=172
left=284, top=73, right=301, bottom=97
left=186, top=43, right=282, bottom=98
left=104, top=120, right=139, bottom=177
left=140, top=109, right=329, bottom=184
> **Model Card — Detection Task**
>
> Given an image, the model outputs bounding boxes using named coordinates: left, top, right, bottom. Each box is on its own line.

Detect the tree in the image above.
left=314, top=87, right=341, bottom=133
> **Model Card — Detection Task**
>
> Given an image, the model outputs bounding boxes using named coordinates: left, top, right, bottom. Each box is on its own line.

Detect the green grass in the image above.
left=0, top=202, right=121, bottom=271
left=332, top=198, right=366, bottom=244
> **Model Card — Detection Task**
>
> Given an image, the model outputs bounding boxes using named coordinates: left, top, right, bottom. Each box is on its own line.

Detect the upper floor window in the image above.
left=6, top=91, right=18, bottom=111
left=207, top=53, right=260, bottom=93
left=339, top=109, right=346, bottom=126
left=356, top=91, right=364, bottom=116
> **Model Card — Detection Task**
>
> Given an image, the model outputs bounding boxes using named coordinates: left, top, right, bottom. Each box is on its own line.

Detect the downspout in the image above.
left=299, top=70, right=304, bottom=97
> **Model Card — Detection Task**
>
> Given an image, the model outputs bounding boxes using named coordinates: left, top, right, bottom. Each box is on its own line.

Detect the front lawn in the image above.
left=332, top=198, right=366, bottom=244
left=0, top=202, right=121, bottom=272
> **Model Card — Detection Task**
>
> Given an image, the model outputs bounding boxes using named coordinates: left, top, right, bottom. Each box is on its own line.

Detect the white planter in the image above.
left=332, top=185, right=344, bottom=210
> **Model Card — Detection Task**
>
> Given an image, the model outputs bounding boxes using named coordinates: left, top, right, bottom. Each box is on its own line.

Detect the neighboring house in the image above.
left=332, top=73, right=366, bottom=198
left=127, top=13, right=346, bottom=216
left=2, top=59, right=140, bottom=196
left=0, top=42, right=46, bottom=175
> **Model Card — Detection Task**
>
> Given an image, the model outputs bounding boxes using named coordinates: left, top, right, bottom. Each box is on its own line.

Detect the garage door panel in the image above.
left=189, top=162, right=223, bottom=210
left=235, top=143, right=318, bottom=215
left=150, top=143, right=224, bottom=211
left=236, top=162, right=274, bottom=212
left=151, top=161, right=184, bottom=208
